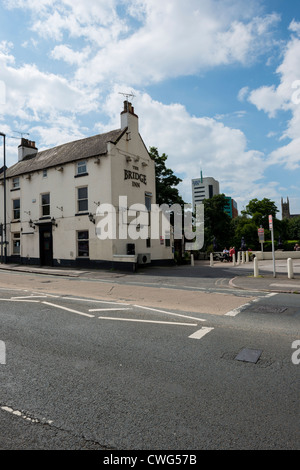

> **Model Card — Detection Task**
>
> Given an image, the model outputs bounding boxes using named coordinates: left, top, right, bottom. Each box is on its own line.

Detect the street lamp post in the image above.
left=0, top=132, right=7, bottom=263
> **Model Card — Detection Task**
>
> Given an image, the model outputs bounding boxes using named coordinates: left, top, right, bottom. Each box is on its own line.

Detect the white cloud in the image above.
left=4, top=0, right=280, bottom=86
left=98, top=86, right=271, bottom=208
left=247, top=22, right=300, bottom=169
left=73, top=2, right=280, bottom=86
left=51, top=44, right=91, bottom=65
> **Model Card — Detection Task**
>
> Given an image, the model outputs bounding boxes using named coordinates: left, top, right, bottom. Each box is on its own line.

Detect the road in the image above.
left=0, top=263, right=299, bottom=451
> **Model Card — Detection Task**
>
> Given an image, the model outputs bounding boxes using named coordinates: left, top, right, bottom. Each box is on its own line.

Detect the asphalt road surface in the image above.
left=0, top=265, right=299, bottom=452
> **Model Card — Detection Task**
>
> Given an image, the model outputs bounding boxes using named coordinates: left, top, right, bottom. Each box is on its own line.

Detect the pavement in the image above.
left=0, top=257, right=299, bottom=294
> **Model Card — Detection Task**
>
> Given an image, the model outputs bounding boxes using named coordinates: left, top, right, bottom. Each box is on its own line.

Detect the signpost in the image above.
left=269, top=215, right=276, bottom=278
left=258, top=226, right=264, bottom=254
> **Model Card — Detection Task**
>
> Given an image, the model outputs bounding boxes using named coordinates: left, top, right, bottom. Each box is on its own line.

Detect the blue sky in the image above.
left=0, top=0, right=300, bottom=217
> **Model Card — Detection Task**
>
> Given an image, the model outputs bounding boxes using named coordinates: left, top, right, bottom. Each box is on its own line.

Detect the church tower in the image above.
left=281, top=197, right=290, bottom=219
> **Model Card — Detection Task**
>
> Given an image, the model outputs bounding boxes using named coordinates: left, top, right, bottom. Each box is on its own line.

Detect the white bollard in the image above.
left=287, top=258, right=294, bottom=279
left=254, top=256, right=259, bottom=277
left=241, top=251, right=245, bottom=264
left=191, top=254, right=194, bottom=266
left=246, top=251, right=249, bottom=263
left=232, top=253, right=236, bottom=266
left=237, top=252, right=240, bottom=265
left=210, top=252, right=214, bottom=267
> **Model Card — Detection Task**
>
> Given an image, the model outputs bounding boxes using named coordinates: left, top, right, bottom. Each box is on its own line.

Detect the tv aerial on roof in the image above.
left=10, top=130, right=30, bottom=140
left=119, top=91, right=135, bottom=106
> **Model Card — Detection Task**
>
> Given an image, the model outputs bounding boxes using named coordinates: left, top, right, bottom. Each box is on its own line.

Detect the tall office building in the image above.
left=192, top=172, right=220, bottom=207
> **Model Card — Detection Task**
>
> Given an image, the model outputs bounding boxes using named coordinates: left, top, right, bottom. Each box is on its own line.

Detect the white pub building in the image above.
left=0, top=101, right=173, bottom=271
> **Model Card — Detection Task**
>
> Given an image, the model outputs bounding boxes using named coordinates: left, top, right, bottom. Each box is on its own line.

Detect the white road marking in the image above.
left=10, top=295, right=48, bottom=299
left=0, top=298, right=40, bottom=303
left=1, top=405, right=53, bottom=424
left=32, top=292, right=61, bottom=298
left=89, top=308, right=132, bottom=312
left=133, top=304, right=206, bottom=322
left=42, top=301, right=94, bottom=318
left=225, top=302, right=252, bottom=316
left=98, top=316, right=197, bottom=326
left=189, top=327, right=214, bottom=339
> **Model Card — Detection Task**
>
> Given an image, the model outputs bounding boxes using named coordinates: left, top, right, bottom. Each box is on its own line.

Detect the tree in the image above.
left=241, top=198, right=278, bottom=229
left=231, top=215, right=260, bottom=250
left=149, top=147, right=185, bottom=207
left=203, top=194, right=232, bottom=250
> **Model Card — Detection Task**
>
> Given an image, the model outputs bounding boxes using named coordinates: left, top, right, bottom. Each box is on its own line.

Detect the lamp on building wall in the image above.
left=0, top=132, right=7, bottom=263
left=29, top=219, right=35, bottom=229
left=88, top=213, right=95, bottom=224
left=51, top=217, right=57, bottom=227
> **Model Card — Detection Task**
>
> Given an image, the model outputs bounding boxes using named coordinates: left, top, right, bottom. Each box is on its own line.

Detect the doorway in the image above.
left=39, top=224, right=53, bottom=266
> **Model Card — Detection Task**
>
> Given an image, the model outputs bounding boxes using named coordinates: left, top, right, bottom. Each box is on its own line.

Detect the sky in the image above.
left=0, top=0, right=300, bottom=217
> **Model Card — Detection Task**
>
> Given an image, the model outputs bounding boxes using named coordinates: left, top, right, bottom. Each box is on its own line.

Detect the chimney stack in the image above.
left=121, top=101, right=139, bottom=133
left=18, top=138, right=38, bottom=162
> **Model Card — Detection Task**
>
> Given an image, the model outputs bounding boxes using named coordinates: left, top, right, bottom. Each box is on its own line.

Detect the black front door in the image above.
left=39, top=224, right=53, bottom=266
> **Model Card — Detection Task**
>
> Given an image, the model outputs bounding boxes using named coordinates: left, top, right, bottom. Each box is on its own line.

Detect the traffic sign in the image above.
left=258, top=227, right=264, bottom=243
left=268, top=214, right=273, bottom=229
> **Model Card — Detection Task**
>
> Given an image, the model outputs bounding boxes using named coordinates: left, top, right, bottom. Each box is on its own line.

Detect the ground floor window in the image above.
left=77, top=230, right=89, bottom=257
left=12, top=232, right=20, bottom=255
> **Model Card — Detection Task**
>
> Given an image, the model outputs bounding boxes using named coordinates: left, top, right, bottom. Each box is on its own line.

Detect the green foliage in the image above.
left=241, top=198, right=278, bottom=229
left=202, top=194, right=232, bottom=250
left=149, top=147, right=185, bottom=207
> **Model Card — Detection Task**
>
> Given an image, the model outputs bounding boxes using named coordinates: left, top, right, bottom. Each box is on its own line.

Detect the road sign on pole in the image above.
left=258, top=227, right=264, bottom=243
left=269, top=214, right=273, bottom=229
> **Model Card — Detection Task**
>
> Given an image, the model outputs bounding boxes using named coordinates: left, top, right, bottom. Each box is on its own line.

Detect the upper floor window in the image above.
left=13, top=199, right=20, bottom=220
left=12, top=177, right=20, bottom=189
left=43, top=169, right=47, bottom=178
left=77, top=186, right=88, bottom=212
left=41, top=193, right=50, bottom=217
left=77, top=160, right=87, bottom=175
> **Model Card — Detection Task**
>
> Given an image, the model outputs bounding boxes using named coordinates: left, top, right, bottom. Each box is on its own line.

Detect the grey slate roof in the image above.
left=3, top=128, right=126, bottom=179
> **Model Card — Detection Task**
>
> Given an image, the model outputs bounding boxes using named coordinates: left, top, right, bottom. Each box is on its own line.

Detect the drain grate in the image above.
left=235, top=348, right=262, bottom=364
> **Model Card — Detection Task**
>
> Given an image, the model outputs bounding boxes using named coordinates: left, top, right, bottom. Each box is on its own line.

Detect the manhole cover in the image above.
left=254, top=306, right=287, bottom=313
left=235, top=348, right=262, bottom=363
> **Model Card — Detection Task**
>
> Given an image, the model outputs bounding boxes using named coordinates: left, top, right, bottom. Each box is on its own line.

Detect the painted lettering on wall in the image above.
left=124, top=169, right=147, bottom=185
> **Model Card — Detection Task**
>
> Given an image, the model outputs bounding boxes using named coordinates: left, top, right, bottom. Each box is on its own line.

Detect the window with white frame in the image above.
left=77, top=230, right=89, bottom=257
left=77, top=160, right=87, bottom=175
left=77, top=186, right=88, bottom=212
left=41, top=193, right=50, bottom=216
left=12, top=177, right=20, bottom=189
left=13, top=199, right=20, bottom=220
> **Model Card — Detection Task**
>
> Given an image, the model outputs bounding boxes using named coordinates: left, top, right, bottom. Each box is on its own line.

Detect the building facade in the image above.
left=281, top=197, right=300, bottom=219
left=192, top=174, right=219, bottom=207
left=0, top=102, right=173, bottom=270
left=224, top=196, right=238, bottom=219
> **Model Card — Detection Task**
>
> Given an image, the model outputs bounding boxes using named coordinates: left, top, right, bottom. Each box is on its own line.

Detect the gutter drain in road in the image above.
left=235, top=348, right=262, bottom=364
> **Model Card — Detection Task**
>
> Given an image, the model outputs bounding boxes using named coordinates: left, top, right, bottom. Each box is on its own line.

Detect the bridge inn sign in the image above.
left=0, top=101, right=173, bottom=270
